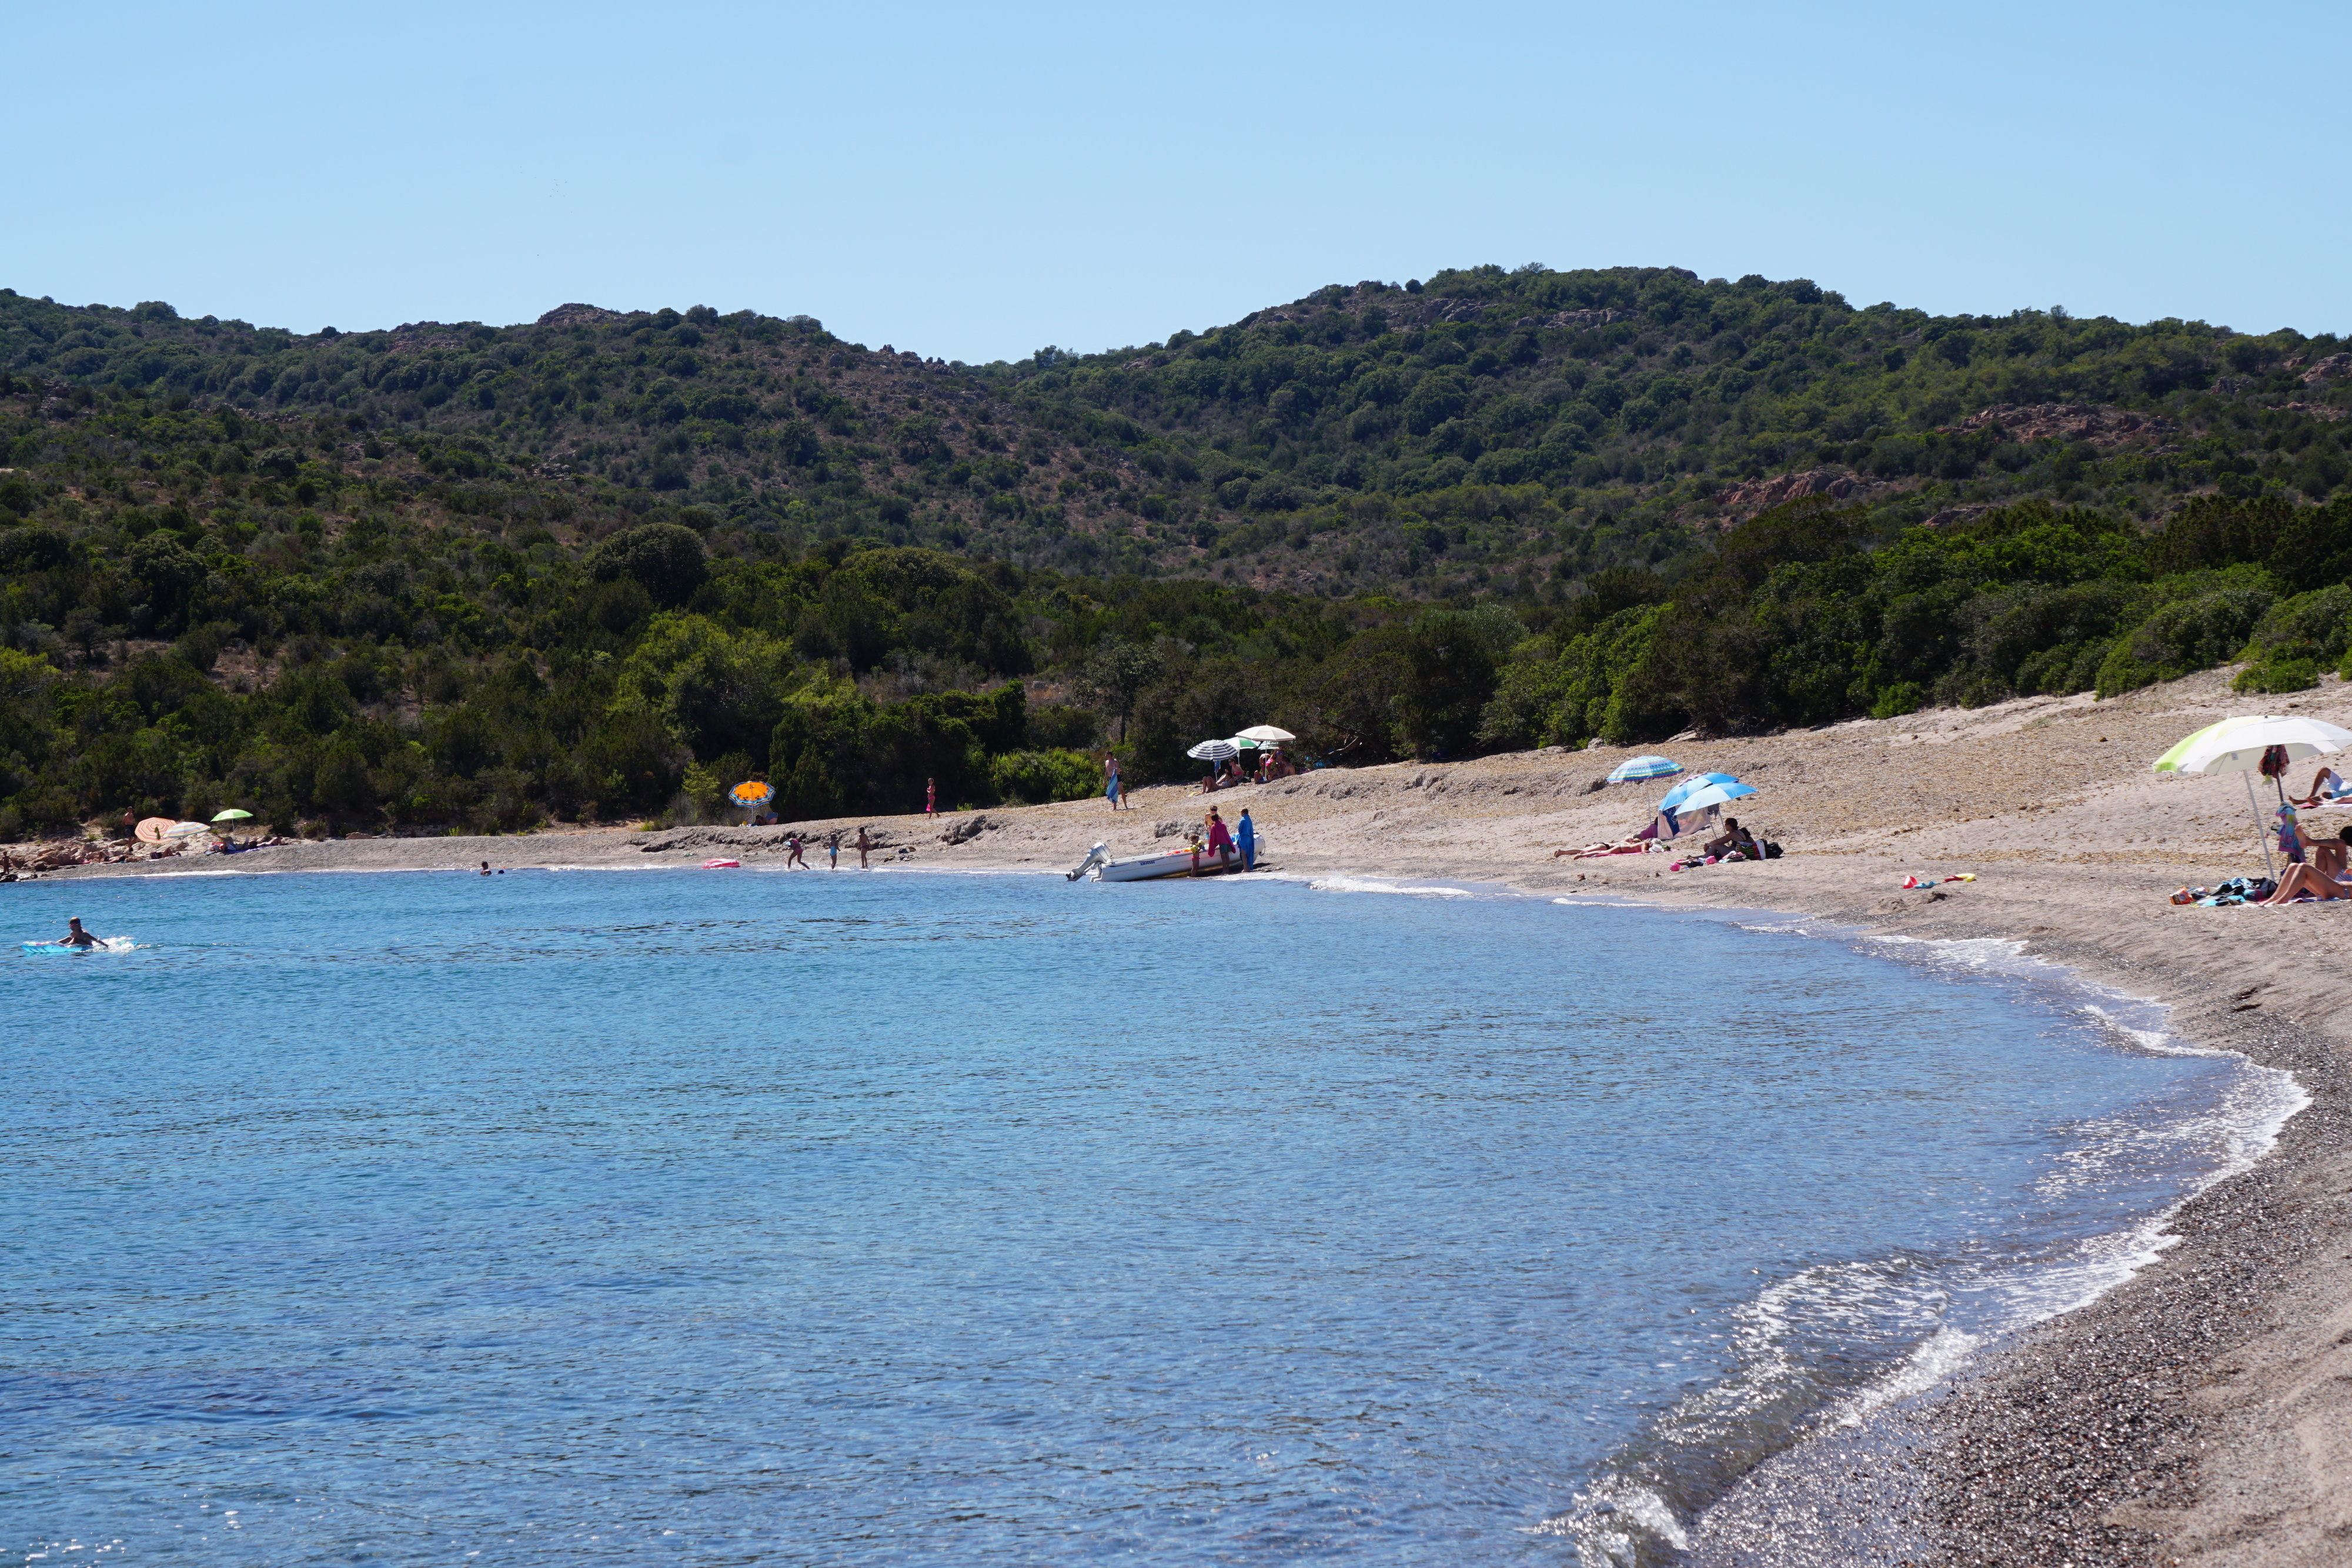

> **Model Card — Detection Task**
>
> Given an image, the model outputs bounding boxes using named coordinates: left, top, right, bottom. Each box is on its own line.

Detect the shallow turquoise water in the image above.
left=0, top=868, right=2284, bottom=1564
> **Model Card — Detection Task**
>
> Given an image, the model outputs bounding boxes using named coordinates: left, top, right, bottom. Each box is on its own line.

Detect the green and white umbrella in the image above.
left=2152, top=714, right=2352, bottom=777
left=211, top=808, right=253, bottom=823
left=2153, top=713, right=2352, bottom=876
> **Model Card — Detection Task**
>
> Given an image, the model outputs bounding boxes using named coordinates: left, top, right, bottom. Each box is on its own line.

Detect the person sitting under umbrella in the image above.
left=2286, top=804, right=2350, bottom=880
left=2260, top=853, right=2352, bottom=904
left=1702, top=817, right=1759, bottom=861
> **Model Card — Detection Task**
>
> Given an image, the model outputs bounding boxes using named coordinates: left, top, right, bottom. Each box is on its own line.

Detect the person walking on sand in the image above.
left=856, top=825, right=871, bottom=869
left=1236, top=807, right=1255, bottom=871
left=925, top=778, right=937, bottom=817
left=1104, top=753, right=1123, bottom=811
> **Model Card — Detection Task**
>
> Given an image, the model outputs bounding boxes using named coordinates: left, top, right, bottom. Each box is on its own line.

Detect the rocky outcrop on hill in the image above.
left=1517, top=307, right=1636, bottom=331
left=536, top=303, right=623, bottom=329
left=1712, top=467, right=1868, bottom=513
left=2299, top=353, right=2352, bottom=386
left=1946, top=403, right=2177, bottom=447
left=387, top=323, right=470, bottom=354
left=1242, top=292, right=1636, bottom=334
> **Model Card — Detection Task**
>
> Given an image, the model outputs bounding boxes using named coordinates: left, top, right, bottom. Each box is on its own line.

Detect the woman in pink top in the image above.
left=1205, top=807, right=1235, bottom=863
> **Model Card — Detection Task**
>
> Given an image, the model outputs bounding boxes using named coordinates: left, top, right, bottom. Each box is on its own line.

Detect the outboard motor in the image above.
left=1065, top=842, right=1110, bottom=881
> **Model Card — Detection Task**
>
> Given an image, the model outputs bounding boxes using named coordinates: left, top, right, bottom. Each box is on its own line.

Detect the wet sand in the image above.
left=38, top=665, right=2352, bottom=1566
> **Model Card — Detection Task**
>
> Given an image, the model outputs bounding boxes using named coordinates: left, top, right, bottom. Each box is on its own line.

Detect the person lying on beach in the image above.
left=1555, top=835, right=1651, bottom=859
left=2290, top=766, right=2346, bottom=808
left=2259, top=861, right=2352, bottom=904
left=51, top=917, right=105, bottom=948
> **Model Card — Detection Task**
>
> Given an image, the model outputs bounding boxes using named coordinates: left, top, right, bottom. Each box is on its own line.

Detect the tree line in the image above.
left=4, top=268, right=2351, bottom=841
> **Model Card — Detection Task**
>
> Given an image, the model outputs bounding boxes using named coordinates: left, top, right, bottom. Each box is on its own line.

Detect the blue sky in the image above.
left=9, top=2, right=2344, bottom=361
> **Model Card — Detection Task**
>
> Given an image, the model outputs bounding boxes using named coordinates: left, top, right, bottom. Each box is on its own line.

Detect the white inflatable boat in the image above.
left=1065, top=834, right=1267, bottom=882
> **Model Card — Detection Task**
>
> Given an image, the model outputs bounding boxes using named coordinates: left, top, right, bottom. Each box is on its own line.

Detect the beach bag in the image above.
left=1762, top=840, right=1783, bottom=860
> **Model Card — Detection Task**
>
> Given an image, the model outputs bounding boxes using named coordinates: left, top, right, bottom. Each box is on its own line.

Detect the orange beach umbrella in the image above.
left=730, top=781, right=775, bottom=807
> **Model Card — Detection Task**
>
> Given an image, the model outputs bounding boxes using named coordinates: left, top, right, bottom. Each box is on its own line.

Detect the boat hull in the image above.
left=1093, top=847, right=1259, bottom=881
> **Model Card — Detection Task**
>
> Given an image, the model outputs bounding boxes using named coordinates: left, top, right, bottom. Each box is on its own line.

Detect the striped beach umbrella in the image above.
left=1607, top=755, right=1682, bottom=783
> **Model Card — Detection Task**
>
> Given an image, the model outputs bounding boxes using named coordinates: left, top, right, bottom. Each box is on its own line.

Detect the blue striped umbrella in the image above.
left=1607, top=755, right=1682, bottom=783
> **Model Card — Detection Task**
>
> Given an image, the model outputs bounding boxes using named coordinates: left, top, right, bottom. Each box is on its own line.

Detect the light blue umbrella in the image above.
left=1673, top=780, right=1758, bottom=813
left=1658, top=772, right=1738, bottom=814
left=1607, top=755, right=1682, bottom=783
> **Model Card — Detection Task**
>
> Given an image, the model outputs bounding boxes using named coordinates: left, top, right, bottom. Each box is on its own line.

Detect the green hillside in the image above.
left=1, top=269, right=2350, bottom=842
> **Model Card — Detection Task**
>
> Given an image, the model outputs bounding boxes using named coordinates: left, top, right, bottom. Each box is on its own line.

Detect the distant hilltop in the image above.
left=1, top=265, right=2339, bottom=598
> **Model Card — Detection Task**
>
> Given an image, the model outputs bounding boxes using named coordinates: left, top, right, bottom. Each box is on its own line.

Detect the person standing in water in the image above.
left=827, top=832, right=841, bottom=870
left=52, top=917, right=105, bottom=948
left=856, top=825, right=871, bottom=869
left=1236, top=807, right=1256, bottom=871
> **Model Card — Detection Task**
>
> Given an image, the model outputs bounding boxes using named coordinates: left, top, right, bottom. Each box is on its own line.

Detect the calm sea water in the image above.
left=1, top=867, right=2297, bottom=1566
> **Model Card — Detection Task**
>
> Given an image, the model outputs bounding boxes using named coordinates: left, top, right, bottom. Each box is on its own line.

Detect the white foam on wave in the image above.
left=1304, top=874, right=1472, bottom=898
left=1547, top=912, right=2313, bottom=1560
left=1529, top=1474, right=1692, bottom=1562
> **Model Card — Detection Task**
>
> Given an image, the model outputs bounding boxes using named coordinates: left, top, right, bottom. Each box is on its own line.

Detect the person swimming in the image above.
left=54, top=917, right=104, bottom=948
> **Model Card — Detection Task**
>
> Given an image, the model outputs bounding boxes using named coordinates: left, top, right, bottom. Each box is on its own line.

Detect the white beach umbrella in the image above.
left=162, top=820, right=212, bottom=840
left=1187, top=738, right=1241, bottom=763
left=1235, top=725, right=1295, bottom=743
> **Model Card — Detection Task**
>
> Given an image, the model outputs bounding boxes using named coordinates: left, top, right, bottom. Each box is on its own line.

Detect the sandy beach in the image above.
left=34, top=665, right=2352, bottom=1566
